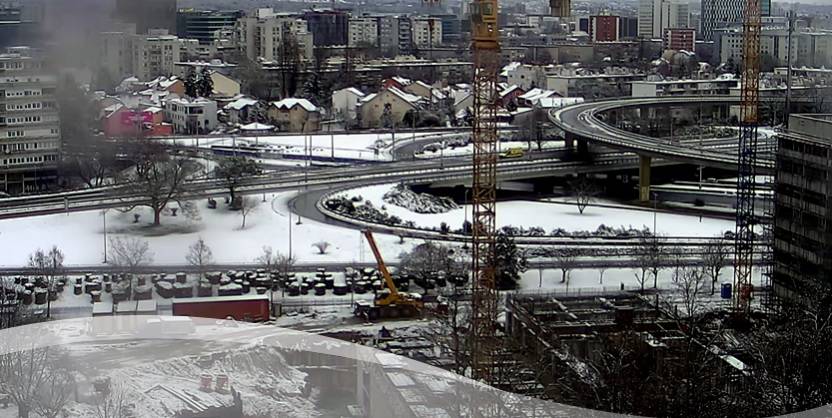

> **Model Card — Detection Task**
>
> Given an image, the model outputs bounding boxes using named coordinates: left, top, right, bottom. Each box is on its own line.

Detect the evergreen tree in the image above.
left=495, top=232, right=527, bottom=290
left=301, top=72, right=321, bottom=106
left=198, top=67, right=214, bottom=97
left=184, top=68, right=198, bottom=98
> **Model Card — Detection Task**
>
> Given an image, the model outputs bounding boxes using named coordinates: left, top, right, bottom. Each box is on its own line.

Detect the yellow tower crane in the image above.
left=469, top=0, right=500, bottom=383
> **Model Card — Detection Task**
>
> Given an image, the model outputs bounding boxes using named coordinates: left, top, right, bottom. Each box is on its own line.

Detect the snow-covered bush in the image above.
left=382, top=184, right=458, bottom=214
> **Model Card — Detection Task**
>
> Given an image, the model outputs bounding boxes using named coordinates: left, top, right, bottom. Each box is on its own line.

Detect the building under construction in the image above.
left=503, top=292, right=751, bottom=409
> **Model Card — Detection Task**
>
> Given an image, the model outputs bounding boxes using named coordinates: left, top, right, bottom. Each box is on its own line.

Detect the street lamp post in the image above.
left=102, top=209, right=108, bottom=264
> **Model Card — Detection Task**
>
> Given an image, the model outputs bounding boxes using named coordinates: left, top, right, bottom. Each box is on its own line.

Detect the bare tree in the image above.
left=599, top=265, right=608, bottom=285
left=238, top=196, right=260, bottom=229
left=312, top=241, right=331, bottom=255
left=255, top=246, right=294, bottom=302
left=553, top=248, right=579, bottom=284
left=632, top=242, right=652, bottom=294
left=702, top=236, right=729, bottom=295
left=93, top=379, right=130, bottom=418
left=108, top=237, right=153, bottom=294
left=668, top=266, right=710, bottom=322
left=186, top=238, right=213, bottom=279
left=117, top=144, right=195, bottom=226
left=637, top=234, right=667, bottom=289
left=0, top=346, right=74, bottom=418
left=569, top=177, right=598, bottom=215
left=27, top=246, right=64, bottom=318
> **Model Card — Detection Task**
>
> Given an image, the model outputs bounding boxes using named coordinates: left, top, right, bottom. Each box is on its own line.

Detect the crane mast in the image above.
left=469, top=0, right=500, bottom=383
left=734, top=0, right=762, bottom=312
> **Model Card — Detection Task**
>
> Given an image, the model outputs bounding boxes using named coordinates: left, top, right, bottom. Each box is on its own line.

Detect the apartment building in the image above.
left=0, top=47, right=60, bottom=194
left=235, top=9, right=314, bottom=63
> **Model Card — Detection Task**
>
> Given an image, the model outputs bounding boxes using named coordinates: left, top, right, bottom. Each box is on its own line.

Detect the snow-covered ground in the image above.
left=415, top=140, right=565, bottom=159
left=162, top=132, right=451, bottom=162
left=516, top=265, right=765, bottom=293
left=0, top=191, right=416, bottom=267
left=333, top=184, right=735, bottom=237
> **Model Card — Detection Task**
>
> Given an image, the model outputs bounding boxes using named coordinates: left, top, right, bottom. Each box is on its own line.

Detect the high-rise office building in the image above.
left=0, top=47, right=60, bottom=195
left=176, top=9, right=241, bottom=45
left=303, top=9, right=348, bottom=46
left=701, top=0, right=772, bottom=41
left=549, top=0, right=571, bottom=18
left=638, top=0, right=690, bottom=39
left=116, top=0, right=177, bottom=34
left=590, top=15, right=620, bottom=42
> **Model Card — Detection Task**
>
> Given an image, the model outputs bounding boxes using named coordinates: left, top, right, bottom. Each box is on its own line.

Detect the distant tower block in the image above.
left=422, top=0, right=441, bottom=6
left=550, top=0, right=571, bottom=17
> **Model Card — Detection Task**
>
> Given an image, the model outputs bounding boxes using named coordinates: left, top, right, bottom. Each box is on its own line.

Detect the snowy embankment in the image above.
left=324, top=183, right=735, bottom=238
left=415, top=139, right=565, bottom=159
left=162, top=131, right=455, bottom=162
left=0, top=192, right=415, bottom=267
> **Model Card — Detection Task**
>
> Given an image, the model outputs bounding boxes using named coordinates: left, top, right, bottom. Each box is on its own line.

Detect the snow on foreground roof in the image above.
left=271, top=97, right=319, bottom=112
left=0, top=317, right=596, bottom=418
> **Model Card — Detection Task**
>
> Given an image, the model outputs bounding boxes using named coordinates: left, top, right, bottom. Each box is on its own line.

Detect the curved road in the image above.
left=550, top=95, right=775, bottom=172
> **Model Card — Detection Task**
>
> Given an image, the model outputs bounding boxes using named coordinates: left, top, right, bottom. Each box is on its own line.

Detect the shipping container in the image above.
left=171, top=295, right=270, bottom=321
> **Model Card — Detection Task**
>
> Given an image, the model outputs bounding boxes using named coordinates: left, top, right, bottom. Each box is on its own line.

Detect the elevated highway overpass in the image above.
left=550, top=95, right=776, bottom=202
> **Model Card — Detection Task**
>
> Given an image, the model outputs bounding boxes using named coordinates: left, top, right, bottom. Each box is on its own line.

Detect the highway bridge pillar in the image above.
left=564, top=132, right=575, bottom=150
left=639, top=155, right=652, bottom=203
left=577, top=138, right=589, bottom=156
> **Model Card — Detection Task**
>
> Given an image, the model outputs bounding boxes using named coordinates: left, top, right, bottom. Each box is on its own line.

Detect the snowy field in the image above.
left=517, top=265, right=765, bottom=293
left=162, top=131, right=451, bottom=162
left=334, top=184, right=735, bottom=237
left=0, top=192, right=416, bottom=267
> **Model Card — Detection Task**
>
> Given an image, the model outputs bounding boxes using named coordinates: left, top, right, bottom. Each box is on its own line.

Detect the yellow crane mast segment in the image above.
left=469, top=0, right=500, bottom=383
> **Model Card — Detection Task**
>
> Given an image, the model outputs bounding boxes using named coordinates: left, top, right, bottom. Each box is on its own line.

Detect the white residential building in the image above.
left=99, top=25, right=137, bottom=84
left=165, top=97, right=218, bottom=134
left=631, top=75, right=739, bottom=97
left=0, top=47, right=60, bottom=194
left=715, top=27, right=798, bottom=66
left=235, top=8, right=314, bottom=63
left=411, top=17, right=442, bottom=49
left=348, top=17, right=378, bottom=47
left=506, top=64, right=550, bottom=91
left=638, top=0, right=690, bottom=39
left=798, top=32, right=832, bottom=69
left=132, top=30, right=183, bottom=81
left=331, top=87, right=365, bottom=122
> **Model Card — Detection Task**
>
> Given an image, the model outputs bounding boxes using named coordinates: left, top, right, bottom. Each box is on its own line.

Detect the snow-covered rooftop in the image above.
left=271, top=98, right=319, bottom=112
left=536, top=97, right=584, bottom=109
left=519, top=88, right=559, bottom=103
left=239, top=122, right=274, bottom=131
left=499, top=84, right=522, bottom=98
left=360, top=93, right=378, bottom=103
left=391, top=76, right=412, bottom=86
left=500, top=61, right=521, bottom=77
left=224, top=97, right=259, bottom=111
left=346, top=87, right=365, bottom=97
left=387, top=87, right=424, bottom=106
